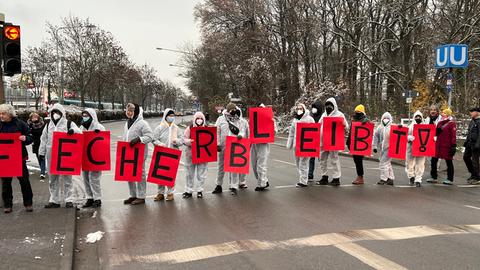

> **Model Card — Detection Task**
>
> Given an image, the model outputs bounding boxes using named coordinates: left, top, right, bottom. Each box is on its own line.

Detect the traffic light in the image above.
left=2, top=24, right=21, bottom=76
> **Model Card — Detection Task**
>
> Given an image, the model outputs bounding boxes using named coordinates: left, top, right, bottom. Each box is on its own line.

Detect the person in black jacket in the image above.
left=464, top=107, right=480, bottom=184
left=308, top=100, right=323, bottom=181
left=347, top=105, right=370, bottom=185
left=0, top=104, right=34, bottom=213
left=28, top=112, right=46, bottom=179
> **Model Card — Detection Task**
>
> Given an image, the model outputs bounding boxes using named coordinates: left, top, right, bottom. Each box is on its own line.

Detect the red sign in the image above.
left=412, top=124, right=436, bottom=157
left=249, top=107, right=275, bottom=144
left=82, top=131, right=111, bottom=171
left=224, top=136, right=251, bottom=174
left=191, top=127, right=217, bottom=164
left=0, top=133, right=22, bottom=177
left=349, top=122, right=374, bottom=156
left=114, top=141, right=145, bottom=182
left=147, top=146, right=182, bottom=187
left=322, top=117, right=345, bottom=151
left=50, top=132, right=84, bottom=175
left=388, top=125, right=409, bottom=160
left=295, top=123, right=321, bottom=157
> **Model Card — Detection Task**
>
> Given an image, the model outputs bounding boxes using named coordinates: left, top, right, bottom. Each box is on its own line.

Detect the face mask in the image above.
left=326, top=106, right=334, bottom=115
left=82, top=116, right=91, bottom=123
left=195, top=119, right=204, bottom=126
left=296, top=109, right=304, bottom=116
left=382, top=119, right=390, bottom=126
left=231, top=110, right=240, bottom=118
left=415, top=118, right=422, bottom=124
left=166, top=116, right=175, bottom=123
left=311, top=108, right=318, bottom=114
left=52, top=113, right=61, bottom=121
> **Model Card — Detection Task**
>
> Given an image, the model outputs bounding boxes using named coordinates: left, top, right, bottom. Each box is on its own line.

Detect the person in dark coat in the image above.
left=464, top=107, right=480, bottom=184
left=308, top=100, right=323, bottom=181
left=427, top=108, right=456, bottom=185
left=347, top=105, right=370, bottom=185
left=28, top=112, right=46, bottom=179
left=0, top=104, right=34, bottom=213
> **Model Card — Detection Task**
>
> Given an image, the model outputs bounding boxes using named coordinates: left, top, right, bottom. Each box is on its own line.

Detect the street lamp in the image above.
left=156, top=47, right=194, bottom=55
left=54, top=24, right=96, bottom=104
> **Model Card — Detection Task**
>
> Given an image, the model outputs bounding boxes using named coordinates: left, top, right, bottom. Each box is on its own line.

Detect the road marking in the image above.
left=464, top=205, right=480, bottom=210
left=110, top=223, right=480, bottom=266
left=335, top=242, right=407, bottom=270
left=458, top=185, right=480, bottom=188
left=273, top=159, right=296, bottom=166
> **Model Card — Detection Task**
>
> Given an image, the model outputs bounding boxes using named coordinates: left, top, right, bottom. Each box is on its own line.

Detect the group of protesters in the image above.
left=1, top=98, right=479, bottom=213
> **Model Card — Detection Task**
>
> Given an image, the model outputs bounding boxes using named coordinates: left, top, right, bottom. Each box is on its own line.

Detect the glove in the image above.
left=129, top=137, right=141, bottom=146
left=67, top=129, right=74, bottom=135
left=94, top=129, right=101, bottom=133
left=449, top=145, right=456, bottom=156
left=237, top=135, right=243, bottom=140
left=408, top=135, right=415, bottom=142
left=373, top=148, right=378, bottom=153
left=398, top=124, right=403, bottom=128
left=217, top=146, right=222, bottom=152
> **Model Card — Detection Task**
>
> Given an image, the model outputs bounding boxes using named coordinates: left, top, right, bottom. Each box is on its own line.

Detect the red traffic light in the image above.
left=5, top=26, right=20, bottom=40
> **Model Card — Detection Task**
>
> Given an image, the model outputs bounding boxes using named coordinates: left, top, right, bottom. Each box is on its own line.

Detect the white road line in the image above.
left=110, top=223, right=480, bottom=266
left=335, top=242, right=408, bottom=270
left=458, top=185, right=480, bottom=188
left=273, top=159, right=296, bottom=166
left=464, top=205, right=480, bottom=210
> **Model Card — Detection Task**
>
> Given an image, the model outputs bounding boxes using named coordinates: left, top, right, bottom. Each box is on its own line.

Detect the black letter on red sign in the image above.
left=195, top=130, right=214, bottom=159
left=353, top=126, right=370, bottom=152
left=253, top=112, right=269, bottom=138
left=151, top=151, right=178, bottom=182
left=393, top=129, right=407, bottom=155
left=56, top=138, right=76, bottom=172
left=0, top=139, right=14, bottom=160
left=120, top=146, right=139, bottom=177
left=229, top=143, right=247, bottom=167
left=87, top=137, right=106, bottom=166
left=300, top=127, right=318, bottom=153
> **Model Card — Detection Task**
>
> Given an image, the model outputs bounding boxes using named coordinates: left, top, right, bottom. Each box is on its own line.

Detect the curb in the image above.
left=60, top=209, right=78, bottom=270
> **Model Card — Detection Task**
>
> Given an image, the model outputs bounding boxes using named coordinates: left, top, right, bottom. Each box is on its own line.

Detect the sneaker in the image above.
left=40, top=174, right=45, bottom=179
left=409, top=177, right=415, bottom=186
left=471, top=180, right=480, bottom=185
left=442, top=180, right=453, bottom=185
left=329, top=178, right=340, bottom=187
left=92, top=200, right=102, bottom=208
left=182, top=192, right=193, bottom=199
left=197, top=192, right=203, bottom=198
left=415, top=182, right=422, bottom=187
left=82, top=199, right=94, bottom=208
left=426, top=178, right=438, bottom=184
left=230, top=188, right=238, bottom=195
left=25, top=205, right=33, bottom=212
left=154, top=193, right=165, bottom=201
left=386, top=178, right=394, bottom=186
left=239, top=184, right=248, bottom=189
left=296, top=183, right=308, bottom=188
left=131, top=198, right=145, bottom=205
left=123, top=197, right=137, bottom=204
left=4, top=208, right=12, bottom=214
left=166, top=193, right=174, bottom=201
left=65, top=202, right=74, bottom=208
left=44, top=202, right=60, bottom=209
left=316, top=176, right=329, bottom=185
left=212, top=185, right=223, bottom=194
left=255, top=182, right=270, bottom=192
left=377, top=180, right=387, bottom=185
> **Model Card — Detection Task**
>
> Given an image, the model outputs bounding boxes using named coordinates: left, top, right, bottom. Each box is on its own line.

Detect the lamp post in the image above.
left=54, top=24, right=96, bottom=104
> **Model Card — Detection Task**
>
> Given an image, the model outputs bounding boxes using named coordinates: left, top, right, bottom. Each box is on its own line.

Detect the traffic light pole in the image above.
left=0, top=68, right=4, bottom=104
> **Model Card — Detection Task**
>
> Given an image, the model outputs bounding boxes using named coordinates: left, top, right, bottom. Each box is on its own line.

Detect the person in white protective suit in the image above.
left=122, top=103, right=154, bottom=205
left=39, top=103, right=82, bottom=208
left=373, top=112, right=395, bottom=186
left=153, top=108, right=181, bottom=202
left=286, top=103, right=315, bottom=188
left=212, top=103, right=248, bottom=196
left=182, top=112, right=208, bottom=198
left=251, top=103, right=276, bottom=192
left=79, top=108, right=106, bottom=208
left=316, top=97, right=349, bottom=186
left=406, top=110, right=426, bottom=187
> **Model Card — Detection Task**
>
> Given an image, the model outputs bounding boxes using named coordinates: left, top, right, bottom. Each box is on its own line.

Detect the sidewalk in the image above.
left=0, top=164, right=77, bottom=270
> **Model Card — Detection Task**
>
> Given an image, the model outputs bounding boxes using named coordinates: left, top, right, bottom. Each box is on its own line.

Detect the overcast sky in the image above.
left=0, top=0, right=202, bottom=92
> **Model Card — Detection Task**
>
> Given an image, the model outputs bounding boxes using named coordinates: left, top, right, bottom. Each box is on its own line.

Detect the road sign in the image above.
left=435, top=44, right=468, bottom=69
left=406, top=97, right=412, bottom=104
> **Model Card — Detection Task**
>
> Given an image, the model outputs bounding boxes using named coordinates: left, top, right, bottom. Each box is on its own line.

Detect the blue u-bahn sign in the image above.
left=435, top=44, right=468, bottom=69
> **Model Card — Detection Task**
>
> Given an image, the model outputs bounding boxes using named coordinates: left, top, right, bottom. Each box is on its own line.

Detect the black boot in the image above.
left=329, top=178, right=340, bottom=187
left=316, top=175, right=329, bottom=185
left=82, top=199, right=94, bottom=208
left=409, top=177, right=415, bottom=186
left=182, top=192, right=193, bottom=198
left=212, top=185, right=223, bottom=194
left=197, top=192, right=203, bottom=198
left=230, top=188, right=237, bottom=196
left=65, top=202, right=74, bottom=208
left=92, top=200, right=102, bottom=208
left=44, top=202, right=60, bottom=209
left=386, top=178, right=394, bottom=186
left=255, top=182, right=270, bottom=191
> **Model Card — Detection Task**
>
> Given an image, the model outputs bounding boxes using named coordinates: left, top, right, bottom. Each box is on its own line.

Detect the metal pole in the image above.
left=0, top=68, right=4, bottom=104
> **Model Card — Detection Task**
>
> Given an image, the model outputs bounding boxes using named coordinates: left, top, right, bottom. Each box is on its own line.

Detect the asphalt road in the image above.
left=74, top=116, right=480, bottom=270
